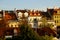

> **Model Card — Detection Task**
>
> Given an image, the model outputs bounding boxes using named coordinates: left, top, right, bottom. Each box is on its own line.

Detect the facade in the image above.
left=3, top=10, right=17, bottom=21
left=47, top=8, right=54, bottom=19
left=53, top=8, right=60, bottom=26
left=0, top=10, right=19, bottom=37
left=0, top=10, right=3, bottom=20
left=7, top=20, right=19, bottom=28
left=28, top=10, right=42, bottom=28
left=16, top=10, right=28, bottom=25
left=0, top=9, right=58, bottom=37
left=16, top=10, right=28, bottom=20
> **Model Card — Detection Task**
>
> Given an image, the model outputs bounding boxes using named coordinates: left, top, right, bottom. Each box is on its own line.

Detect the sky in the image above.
left=0, top=0, right=60, bottom=11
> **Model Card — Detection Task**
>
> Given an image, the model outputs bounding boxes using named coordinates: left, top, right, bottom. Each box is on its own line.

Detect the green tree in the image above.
left=39, top=17, right=48, bottom=28
left=12, top=24, right=54, bottom=40
left=39, top=17, right=54, bottom=28
left=6, top=38, right=12, bottom=40
left=39, top=35, right=54, bottom=40
left=19, top=24, right=41, bottom=40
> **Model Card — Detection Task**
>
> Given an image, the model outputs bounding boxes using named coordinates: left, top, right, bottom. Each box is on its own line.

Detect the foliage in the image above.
left=39, top=17, right=54, bottom=29
left=39, top=35, right=54, bottom=40
left=19, top=24, right=41, bottom=40
left=0, top=38, right=3, bottom=40
left=12, top=24, right=54, bottom=40
left=5, top=38, right=12, bottom=40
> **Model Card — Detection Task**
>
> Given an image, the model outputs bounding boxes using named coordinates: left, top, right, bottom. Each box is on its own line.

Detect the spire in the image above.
left=14, top=8, right=18, bottom=19
left=3, top=10, right=5, bottom=17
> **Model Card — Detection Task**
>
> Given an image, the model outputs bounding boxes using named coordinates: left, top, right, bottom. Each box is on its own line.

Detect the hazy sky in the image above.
left=0, top=0, right=60, bottom=10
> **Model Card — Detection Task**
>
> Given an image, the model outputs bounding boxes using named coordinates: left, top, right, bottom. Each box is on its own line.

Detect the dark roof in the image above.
left=16, top=10, right=27, bottom=13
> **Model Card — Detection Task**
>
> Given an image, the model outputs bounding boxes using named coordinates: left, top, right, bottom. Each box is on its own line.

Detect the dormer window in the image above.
left=30, top=13, right=32, bottom=15
left=38, top=13, right=40, bottom=15
left=34, top=13, right=36, bottom=15
left=18, top=12, right=22, bottom=17
left=24, top=12, right=28, bottom=17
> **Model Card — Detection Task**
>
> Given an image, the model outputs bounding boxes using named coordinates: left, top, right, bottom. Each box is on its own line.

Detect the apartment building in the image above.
left=28, top=10, right=42, bottom=28
left=53, top=8, right=60, bottom=26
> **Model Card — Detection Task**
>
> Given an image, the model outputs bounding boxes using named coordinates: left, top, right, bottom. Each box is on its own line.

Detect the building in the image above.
left=47, top=8, right=54, bottom=19
left=3, top=10, right=17, bottom=21
left=0, top=10, right=3, bottom=20
left=0, top=9, right=57, bottom=37
left=0, top=10, right=19, bottom=37
left=16, top=9, right=28, bottom=25
left=28, top=10, right=42, bottom=28
left=53, top=8, right=60, bottom=26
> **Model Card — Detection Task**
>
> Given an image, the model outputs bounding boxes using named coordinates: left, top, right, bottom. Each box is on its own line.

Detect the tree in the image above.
left=18, top=24, right=41, bottom=40
left=40, top=35, right=54, bottom=40
left=39, top=17, right=47, bottom=28
left=12, top=24, right=55, bottom=40
left=39, top=17, right=54, bottom=28
left=6, top=38, right=12, bottom=40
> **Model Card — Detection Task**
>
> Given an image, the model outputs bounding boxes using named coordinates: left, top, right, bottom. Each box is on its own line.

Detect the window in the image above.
left=34, top=13, right=36, bottom=15
left=54, top=16, right=56, bottom=18
left=57, top=11, right=60, bottom=14
left=30, top=13, right=32, bottom=15
left=18, top=12, right=22, bottom=17
left=57, top=21, right=58, bottom=23
left=11, top=25, right=13, bottom=27
left=57, top=16, right=58, bottom=18
left=30, top=19, right=32, bottom=22
left=37, top=18, right=39, bottom=21
left=55, top=20, right=56, bottom=23
left=38, top=13, right=40, bottom=15
left=0, top=14, right=2, bottom=17
left=24, top=12, right=28, bottom=17
left=54, top=11, right=57, bottom=13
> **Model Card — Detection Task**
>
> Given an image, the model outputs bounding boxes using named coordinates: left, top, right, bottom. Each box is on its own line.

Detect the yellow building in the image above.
left=7, top=20, right=19, bottom=28
left=53, top=8, right=60, bottom=26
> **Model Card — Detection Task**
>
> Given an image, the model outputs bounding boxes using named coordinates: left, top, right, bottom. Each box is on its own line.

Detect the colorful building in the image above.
left=28, top=10, right=42, bottom=28
left=0, top=9, right=57, bottom=37
left=53, top=8, right=60, bottom=26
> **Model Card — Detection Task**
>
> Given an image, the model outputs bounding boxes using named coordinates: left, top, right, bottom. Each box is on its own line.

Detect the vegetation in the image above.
left=18, top=24, right=41, bottom=40
left=39, top=35, right=54, bottom=40
left=12, top=24, right=55, bottom=40
left=39, top=17, right=54, bottom=29
left=6, top=38, right=12, bottom=40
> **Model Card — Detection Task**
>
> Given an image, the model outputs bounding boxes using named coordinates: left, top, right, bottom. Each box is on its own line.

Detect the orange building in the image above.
left=3, top=10, right=17, bottom=21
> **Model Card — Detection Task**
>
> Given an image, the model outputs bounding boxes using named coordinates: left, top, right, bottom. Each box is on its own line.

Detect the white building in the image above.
left=28, top=10, right=42, bottom=28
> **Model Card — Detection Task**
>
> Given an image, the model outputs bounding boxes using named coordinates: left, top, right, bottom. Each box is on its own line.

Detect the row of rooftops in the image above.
left=0, top=8, right=60, bottom=13
left=0, top=8, right=60, bottom=19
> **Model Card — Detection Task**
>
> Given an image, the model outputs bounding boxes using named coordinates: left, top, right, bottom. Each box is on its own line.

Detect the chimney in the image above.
left=3, top=10, right=5, bottom=17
